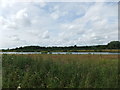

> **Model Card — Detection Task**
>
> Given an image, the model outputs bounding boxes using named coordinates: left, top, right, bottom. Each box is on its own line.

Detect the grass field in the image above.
left=2, top=54, right=119, bottom=88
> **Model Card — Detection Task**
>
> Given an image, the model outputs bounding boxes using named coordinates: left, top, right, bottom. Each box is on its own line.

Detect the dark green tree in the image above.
left=107, top=41, right=120, bottom=49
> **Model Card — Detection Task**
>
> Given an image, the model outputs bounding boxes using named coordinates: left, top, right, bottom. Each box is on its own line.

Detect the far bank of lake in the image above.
left=0, top=51, right=120, bottom=55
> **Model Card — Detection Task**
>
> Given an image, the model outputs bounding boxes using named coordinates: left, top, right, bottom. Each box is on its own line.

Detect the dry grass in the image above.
left=2, top=54, right=119, bottom=88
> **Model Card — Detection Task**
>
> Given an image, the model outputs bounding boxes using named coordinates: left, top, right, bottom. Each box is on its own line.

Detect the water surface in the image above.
left=0, top=52, right=120, bottom=55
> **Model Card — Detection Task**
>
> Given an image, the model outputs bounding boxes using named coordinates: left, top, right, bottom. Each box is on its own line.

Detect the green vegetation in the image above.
left=2, top=41, right=120, bottom=52
left=2, top=54, right=118, bottom=88
left=107, top=41, right=120, bottom=49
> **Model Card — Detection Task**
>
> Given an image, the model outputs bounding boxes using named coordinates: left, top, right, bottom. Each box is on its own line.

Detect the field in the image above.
left=2, top=54, right=119, bottom=88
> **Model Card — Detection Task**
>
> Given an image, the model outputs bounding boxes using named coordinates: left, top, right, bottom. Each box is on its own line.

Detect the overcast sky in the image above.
left=0, top=1, right=118, bottom=49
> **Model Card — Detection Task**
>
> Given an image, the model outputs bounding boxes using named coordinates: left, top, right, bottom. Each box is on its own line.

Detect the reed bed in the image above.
left=2, top=54, right=118, bottom=88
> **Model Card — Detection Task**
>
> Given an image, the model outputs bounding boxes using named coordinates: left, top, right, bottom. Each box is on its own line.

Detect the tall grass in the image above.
left=2, top=54, right=118, bottom=88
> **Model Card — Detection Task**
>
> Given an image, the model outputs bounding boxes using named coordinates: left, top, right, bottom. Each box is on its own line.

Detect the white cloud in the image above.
left=39, top=1, right=46, bottom=7
left=14, top=8, right=31, bottom=27
left=50, top=12, right=60, bottom=19
left=0, top=0, right=16, bottom=8
left=0, top=2, right=118, bottom=49
left=58, top=2, right=118, bottom=45
left=42, top=31, right=50, bottom=39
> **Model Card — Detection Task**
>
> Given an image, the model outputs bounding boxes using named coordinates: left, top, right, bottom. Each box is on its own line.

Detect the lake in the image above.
left=0, top=52, right=120, bottom=55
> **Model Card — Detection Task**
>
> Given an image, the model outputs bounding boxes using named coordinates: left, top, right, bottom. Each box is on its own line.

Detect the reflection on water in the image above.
left=0, top=52, right=120, bottom=55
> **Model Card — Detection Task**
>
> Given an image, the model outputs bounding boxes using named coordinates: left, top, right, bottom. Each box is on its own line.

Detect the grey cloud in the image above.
left=42, top=31, right=50, bottom=39
left=0, top=2, right=118, bottom=48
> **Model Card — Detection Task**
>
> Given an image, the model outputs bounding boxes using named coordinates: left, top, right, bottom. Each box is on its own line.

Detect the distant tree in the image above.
left=3, top=41, right=120, bottom=52
left=107, top=41, right=120, bottom=49
left=74, top=45, right=77, bottom=47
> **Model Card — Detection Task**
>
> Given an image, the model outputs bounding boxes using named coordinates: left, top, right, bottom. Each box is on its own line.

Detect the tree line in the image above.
left=2, top=41, right=120, bottom=52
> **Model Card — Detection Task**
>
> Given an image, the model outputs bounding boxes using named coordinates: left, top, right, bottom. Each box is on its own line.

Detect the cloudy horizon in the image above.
left=0, top=2, right=118, bottom=49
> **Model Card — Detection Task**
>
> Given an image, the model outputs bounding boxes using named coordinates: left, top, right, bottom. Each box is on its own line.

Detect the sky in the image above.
left=0, top=1, right=118, bottom=49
